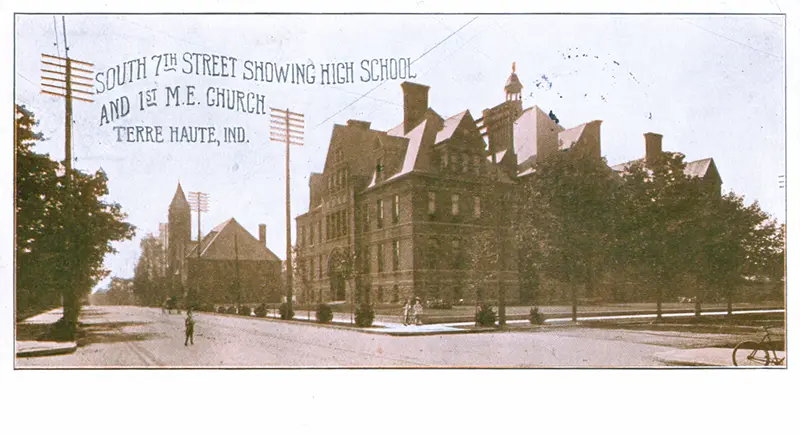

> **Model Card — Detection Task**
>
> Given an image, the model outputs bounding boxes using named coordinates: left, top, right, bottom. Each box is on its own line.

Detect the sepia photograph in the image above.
left=11, top=11, right=786, bottom=369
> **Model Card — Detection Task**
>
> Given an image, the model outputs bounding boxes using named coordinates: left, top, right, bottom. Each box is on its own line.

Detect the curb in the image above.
left=195, top=310, right=501, bottom=336
left=653, top=355, right=723, bottom=367
left=16, top=341, right=78, bottom=358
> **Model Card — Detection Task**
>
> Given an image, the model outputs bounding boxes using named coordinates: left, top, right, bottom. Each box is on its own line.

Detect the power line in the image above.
left=678, top=18, right=782, bottom=60
left=313, top=16, right=478, bottom=129
left=16, top=72, right=39, bottom=89
left=52, top=16, right=61, bottom=59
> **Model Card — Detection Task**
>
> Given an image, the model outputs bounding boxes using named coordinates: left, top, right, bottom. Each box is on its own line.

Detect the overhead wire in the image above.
left=312, top=16, right=479, bottom=130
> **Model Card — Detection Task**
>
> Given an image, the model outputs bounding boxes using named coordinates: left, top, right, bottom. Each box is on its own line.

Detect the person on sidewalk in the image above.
left=184, top=309, right=195, bottom=346
left=402, top=299, right=411, bottom=326
left=412, top=298, right=423, bottom=326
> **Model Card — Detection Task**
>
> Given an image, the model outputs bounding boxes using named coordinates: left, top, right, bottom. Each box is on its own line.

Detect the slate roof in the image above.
left=435, top=110, right=469, bottom=144
left=611, top=156, right=720, bottom=184
left=684, top=158, right=714, bottom=178
left=558, top=123, right=588, bottom=151
left=186, top=218, right=280, bottom=262
left=504, top=72, right=523, bottom=94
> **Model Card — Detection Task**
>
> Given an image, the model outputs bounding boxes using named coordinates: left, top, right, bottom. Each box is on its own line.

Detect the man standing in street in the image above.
left=184, top=309, right=195, bottom=346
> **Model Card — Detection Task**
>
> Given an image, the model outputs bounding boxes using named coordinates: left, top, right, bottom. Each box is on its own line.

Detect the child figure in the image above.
left=402, top=299, right=411, bottom=326
left=184, top=309, right=195, bottom=346
left=412, top=298, right=423, bottom=325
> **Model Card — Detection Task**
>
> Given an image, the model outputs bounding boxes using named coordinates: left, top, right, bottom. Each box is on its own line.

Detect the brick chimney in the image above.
left=644, top=132, right=663, bottom=165
left=401, top=82, right=430, bottom=134
left=346, top=120, right=371, bottom=129
left=258, top=224, right=267, bottom=246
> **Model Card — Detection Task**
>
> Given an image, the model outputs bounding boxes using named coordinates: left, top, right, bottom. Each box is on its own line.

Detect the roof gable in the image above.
left=188, top=218, right=280, bottom=262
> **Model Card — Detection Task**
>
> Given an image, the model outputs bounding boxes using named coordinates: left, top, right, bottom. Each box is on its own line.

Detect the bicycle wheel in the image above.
left=732, top=341, right=770, bottom=367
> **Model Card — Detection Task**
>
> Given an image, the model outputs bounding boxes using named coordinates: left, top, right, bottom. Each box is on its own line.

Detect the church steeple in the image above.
left=169, top=182, right=190, bottom=211
left=167, top=182, right=191, bottom=278
left=504, top=62, right=523, bottom=101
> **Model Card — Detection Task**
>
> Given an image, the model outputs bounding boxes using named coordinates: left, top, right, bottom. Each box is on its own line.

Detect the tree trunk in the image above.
left=656, top=286, right=663, bottom=321
left=727, top=287, right=733, bottom=316
left=571, top=286, right=578, bottom=322
left=694, top=291, right=702, bottom=318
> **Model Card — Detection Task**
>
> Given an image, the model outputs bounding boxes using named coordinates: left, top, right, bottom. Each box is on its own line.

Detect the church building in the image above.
left=166, top=183, right=282, bottom=306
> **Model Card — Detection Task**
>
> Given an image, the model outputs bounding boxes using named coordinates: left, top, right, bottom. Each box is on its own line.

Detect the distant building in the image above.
left=166, top=184, right=282, bottom=305
left=610, top=132, right=723, bottom=195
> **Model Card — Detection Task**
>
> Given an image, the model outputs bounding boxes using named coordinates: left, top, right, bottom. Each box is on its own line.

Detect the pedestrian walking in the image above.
left=402, top=299, right=411, bottom=326
left=184, top=309, right=195, bottom=346
left=412, top=298, right=423, bottom=326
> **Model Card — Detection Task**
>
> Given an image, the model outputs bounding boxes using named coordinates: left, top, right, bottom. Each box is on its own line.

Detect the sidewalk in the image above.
left=257, top=306, right=785, bottom=336
left=16, top=307, right=78, bottom=358
left=654, top=348, right=787, bottom=367
left=262, top=310, right=490, bottom=336
left=16, top=341, right=77, bottom=358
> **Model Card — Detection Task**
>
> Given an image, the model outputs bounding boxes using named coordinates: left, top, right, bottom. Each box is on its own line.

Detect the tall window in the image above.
left=318, top=254, right=323, bottom=279
left=461, top=154, right=469, bottom=173
left=309, top=223, right=315, bottom=245
left=363, top=245, right=370, bottom=273
left=377, top=199, right=384, bottom=228
left=427, top=238, right=440, bottom=269
left=474, top=196, right=481, bottom=218
left=378, top=286, right=385, bottom=303
left=452, top=239, right=462, bottom=269
left=393, top=240, right=400, bottom=271
left=392, top=194, right=400, bottom=224
left=428, top=191, right=436, bottom=215
left=317, top=221, right=322, bottom=244
left=473, top=155, right=481, bottom=175
left=442, top=151, right=450, bottom=170
left=309, top=257, right=315, bottom=281
left=451, top=194, right=460, bottom=216
left=377, top=243, right=384, bottom=273
left=363, top=204, right=370, bottom=233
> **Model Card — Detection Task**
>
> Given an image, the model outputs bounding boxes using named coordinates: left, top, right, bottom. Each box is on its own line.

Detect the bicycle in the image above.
left=732, top=326, right=786, bottom=367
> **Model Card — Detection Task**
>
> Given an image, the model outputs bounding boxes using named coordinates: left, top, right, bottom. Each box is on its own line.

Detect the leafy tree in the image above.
left=518, top=149, right=619, bottom=320
left=105, top=277, right=135, bottom=305
left=132, top=234, right=169, bottom=306
left=690, top=194, right=785, bottom=315
left=617, top=152, right=708, bottom=318
left=15, top=104, right=135, bottom=335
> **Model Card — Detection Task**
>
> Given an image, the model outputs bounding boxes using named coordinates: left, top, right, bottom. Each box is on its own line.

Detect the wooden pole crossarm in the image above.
left=270, top=118, right=305, bottom=127
left=41, top=62, right=95, bottom=82
left=41, top=76, right=94, bottom=88
left=40, top=89, right=94, bottom=103
left=42, top=53, right=94, bottom=67
left=271, top=126, right=304, bottom=135
left=270, top=107, right=304, bottom=118
left=269, top=115, right=305, bottom=124
left=42, top=82, right=95, bottom=96
left=69, top=65, right=94, bottom=74
left=41, top=60, right=68, bottom=69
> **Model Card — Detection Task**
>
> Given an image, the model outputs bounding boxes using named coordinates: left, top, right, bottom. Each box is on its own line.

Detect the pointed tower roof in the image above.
left=169, top=182, right=190, bottom=211
left=504, top=62, right=523, bottom=96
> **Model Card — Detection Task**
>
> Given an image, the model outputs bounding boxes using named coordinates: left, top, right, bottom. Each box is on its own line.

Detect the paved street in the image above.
left=16, top=305, right=766, bottom=368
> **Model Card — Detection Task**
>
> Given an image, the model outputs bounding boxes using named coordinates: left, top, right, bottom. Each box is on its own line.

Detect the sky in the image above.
left=12, top=13, right=786, bottom=291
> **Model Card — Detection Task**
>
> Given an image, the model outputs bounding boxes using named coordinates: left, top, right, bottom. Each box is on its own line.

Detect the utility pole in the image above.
left=270, top=107, right=304, bottom=318
left=188, top=191, right=209, bottom=308
left=39, top=18, right=95, bottom=334
left=489, top=143, right=506, bottom=327
left=234, top=232, right=240, bottom=310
